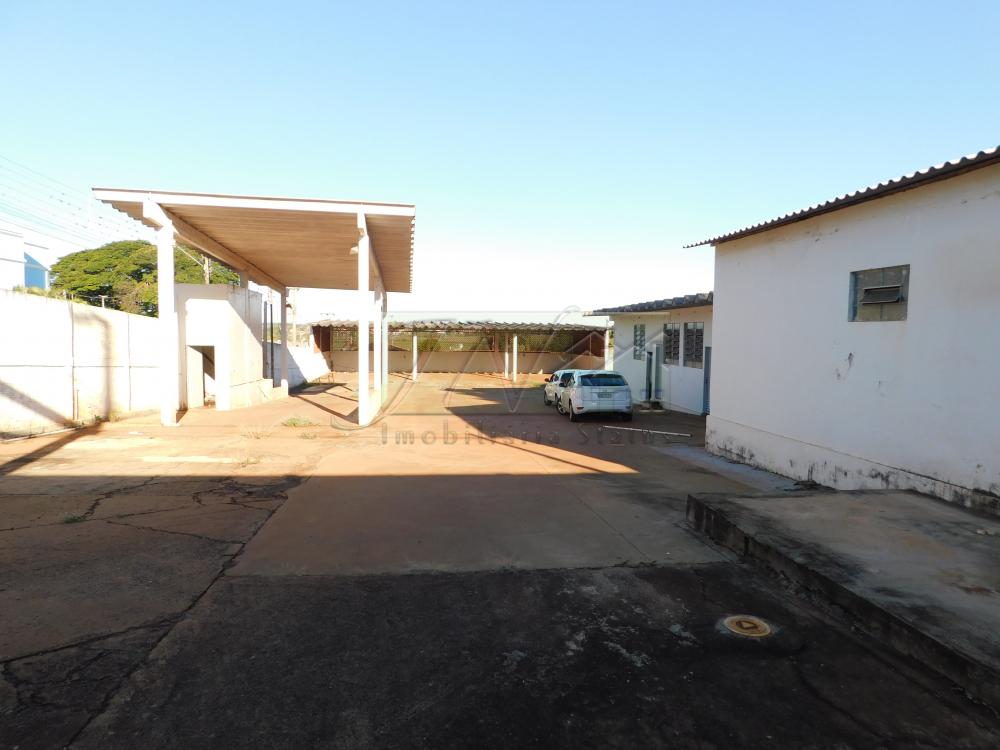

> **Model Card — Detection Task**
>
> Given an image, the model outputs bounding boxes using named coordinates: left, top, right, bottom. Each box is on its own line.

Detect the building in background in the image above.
left=0, top=158, right=156, bottom=286
left=591, top=293, right=713, bottom=415
left=0, top=220, right=51, bottom=290
left=688, top=146, right=1000, bottom=512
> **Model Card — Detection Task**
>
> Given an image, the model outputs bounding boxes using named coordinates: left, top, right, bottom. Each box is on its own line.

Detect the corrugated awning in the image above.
left=591, top=292, right=713, bottom=315
left=310, top=319, right=608, bottom=333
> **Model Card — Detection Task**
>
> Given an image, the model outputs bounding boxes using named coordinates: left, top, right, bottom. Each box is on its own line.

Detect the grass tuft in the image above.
left=241, top=426, right=271, bottom=439
left=282, top=416, right=317, bottom=428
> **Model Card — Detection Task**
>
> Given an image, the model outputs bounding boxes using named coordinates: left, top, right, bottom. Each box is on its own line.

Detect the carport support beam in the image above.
left=356, top=213, right=371, bottom=425
left=381, top=306, right=388, bottom=398
left=512, top=334, right=518, bottom=383
left=146, top=202, right=179, bottom=427
left=503, top=336, right=509, bottom=379
left=372, top=287, right=383, bottom=399
left=411, top=331, right=418, bottom=381
left=280, top=289, right=289, bottom=391
left=604, top=329, right=611, bottom=369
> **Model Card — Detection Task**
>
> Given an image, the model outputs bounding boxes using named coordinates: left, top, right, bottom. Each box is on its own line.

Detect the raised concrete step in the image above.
left=687, top=490, right=1000, bottom=710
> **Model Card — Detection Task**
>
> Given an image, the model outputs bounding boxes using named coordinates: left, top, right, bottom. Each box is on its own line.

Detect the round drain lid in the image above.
left=722, top=615, right=772, bottom=638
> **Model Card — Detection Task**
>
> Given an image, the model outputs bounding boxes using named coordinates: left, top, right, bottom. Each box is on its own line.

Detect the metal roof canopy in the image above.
left=311, top=319, right=608, bottom=333
left=93, top=188, right=416, bottom=292
left=592, top=292, right=713, bottom=315
left=686, top=146, right=1000, bottom=248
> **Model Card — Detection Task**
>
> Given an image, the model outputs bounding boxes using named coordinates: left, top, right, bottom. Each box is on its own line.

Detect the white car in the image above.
left=558, top=370, right=632, bottom=421
left=543, top=369, right=579, bottom=407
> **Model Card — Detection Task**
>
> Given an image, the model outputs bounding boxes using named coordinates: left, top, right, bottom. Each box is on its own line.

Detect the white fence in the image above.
left=0, top=291, right=160, bottom=437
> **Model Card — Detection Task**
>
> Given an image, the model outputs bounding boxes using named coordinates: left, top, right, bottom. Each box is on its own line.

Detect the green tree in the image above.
left=49, top=240, right=240, bottom=316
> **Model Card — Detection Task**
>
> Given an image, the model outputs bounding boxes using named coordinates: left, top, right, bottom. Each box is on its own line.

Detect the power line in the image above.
left=0, top=155, right=153, bottom=251
left=0, top=170, right=147, bottom=237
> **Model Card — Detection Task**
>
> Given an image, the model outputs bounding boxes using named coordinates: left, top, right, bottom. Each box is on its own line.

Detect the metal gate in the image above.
left=702, top=346, right=712, bottom=415
left=652, top=344, right=662, bottom=401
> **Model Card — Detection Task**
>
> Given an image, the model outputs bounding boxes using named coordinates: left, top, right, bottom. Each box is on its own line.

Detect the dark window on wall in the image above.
left=663, top=322, right=680, bottom=365
left=633, top=324, right=645, bottom=360
left=683, top=322, right=704, bottom=368
left=850, top=265, right=909, bottom=321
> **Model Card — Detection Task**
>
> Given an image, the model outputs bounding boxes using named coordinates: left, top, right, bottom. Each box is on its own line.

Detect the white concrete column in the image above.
left=239, top=271, right=249, bottom=288
left=356, top=213, right=371, bottom=425
left=411, top=331, right=418, bottom=381
left=604, top=329, right=612, bottom=369
left=381, top=301, right=389, bottom=398
left=503, top=335, right=509, bottom=379
left=154, top=215, right=179, bottom=426
left=280, top=288, right=289, bottom=391
left=512, top=334, right=518, bottom=383
left=372, top=288, right=383, bottom=399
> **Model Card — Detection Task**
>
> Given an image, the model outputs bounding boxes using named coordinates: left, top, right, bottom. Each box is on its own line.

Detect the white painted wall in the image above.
left=608, top=306, right=713, bottom=414
left=288, top=344, right=330, bottom=387
left=708, top=164, right=1000, bottom=511
left=0, top=291, right=159, bottom=437
left=176, top=284, right=279, bottom=410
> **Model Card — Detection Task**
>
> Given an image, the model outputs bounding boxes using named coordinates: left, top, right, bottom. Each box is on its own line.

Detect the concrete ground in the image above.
left=2, top=373, right=998, bottom=748
left=688, top=490, right=1000, bottom=708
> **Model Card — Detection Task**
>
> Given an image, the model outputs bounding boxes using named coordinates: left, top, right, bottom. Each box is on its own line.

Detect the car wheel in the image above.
left=568, top=401, right=579, bottom=422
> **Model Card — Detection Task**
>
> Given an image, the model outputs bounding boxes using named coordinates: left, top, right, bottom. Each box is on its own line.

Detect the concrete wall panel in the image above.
left=0, top=292, right=162, bottom=436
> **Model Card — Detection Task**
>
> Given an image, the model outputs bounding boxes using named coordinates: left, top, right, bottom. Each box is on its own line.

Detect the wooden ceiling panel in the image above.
left=95, top=190, right=415, bottom=292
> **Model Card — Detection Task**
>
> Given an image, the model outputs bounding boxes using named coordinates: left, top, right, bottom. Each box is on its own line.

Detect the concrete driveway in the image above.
left=232, top=374, right=748, bottom=577
left=2, top=373, right=997, bottom=748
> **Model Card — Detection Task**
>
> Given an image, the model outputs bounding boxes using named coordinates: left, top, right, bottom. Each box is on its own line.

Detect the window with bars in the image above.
left=850, top=265, right=909, bottom=322
left=633, top=324, right=645, bottom=360
left=663, top=322, right=680, bottom=365
left=683, top=322, right=704, bottom=368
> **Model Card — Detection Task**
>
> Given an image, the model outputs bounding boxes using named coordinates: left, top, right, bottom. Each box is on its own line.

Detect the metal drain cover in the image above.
left=723, top=615, right=772, bottom=638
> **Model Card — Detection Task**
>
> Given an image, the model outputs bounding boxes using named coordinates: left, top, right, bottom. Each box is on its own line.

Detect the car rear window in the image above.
left=579, top=374, right=626, bottom=386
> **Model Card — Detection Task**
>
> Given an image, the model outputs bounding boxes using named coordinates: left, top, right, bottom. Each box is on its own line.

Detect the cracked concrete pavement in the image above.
left=2, top=374, right=998, bottom=748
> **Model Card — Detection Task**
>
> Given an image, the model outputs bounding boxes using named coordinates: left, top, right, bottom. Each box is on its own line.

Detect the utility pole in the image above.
left=203, top=257, right=212, bottom=284
left=98, top=295, right=107, bottom=308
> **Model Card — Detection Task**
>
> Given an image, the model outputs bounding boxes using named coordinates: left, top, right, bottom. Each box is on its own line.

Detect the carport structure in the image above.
left=93, top=188, right=415, bottom=426
left=311, top=320, right=612, bottom=381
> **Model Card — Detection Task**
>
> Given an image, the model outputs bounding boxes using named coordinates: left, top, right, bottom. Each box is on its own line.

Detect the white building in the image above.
left=689, top=146, right=1000, bottom=513
left=0, top=221, right=51, bottom=290
left=593, top=293, right=713, bottom=415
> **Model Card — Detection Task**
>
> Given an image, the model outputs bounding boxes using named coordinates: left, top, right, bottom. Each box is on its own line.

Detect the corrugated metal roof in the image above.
left=591, top=292, right=713, bottom=315
left=310, top=319, right=607, bottom=333
left=686, top=146, right=1000, bottom=247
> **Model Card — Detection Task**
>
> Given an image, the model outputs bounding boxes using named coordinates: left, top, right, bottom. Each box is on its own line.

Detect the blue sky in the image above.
left=2, top=1, right=998, bottom=318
